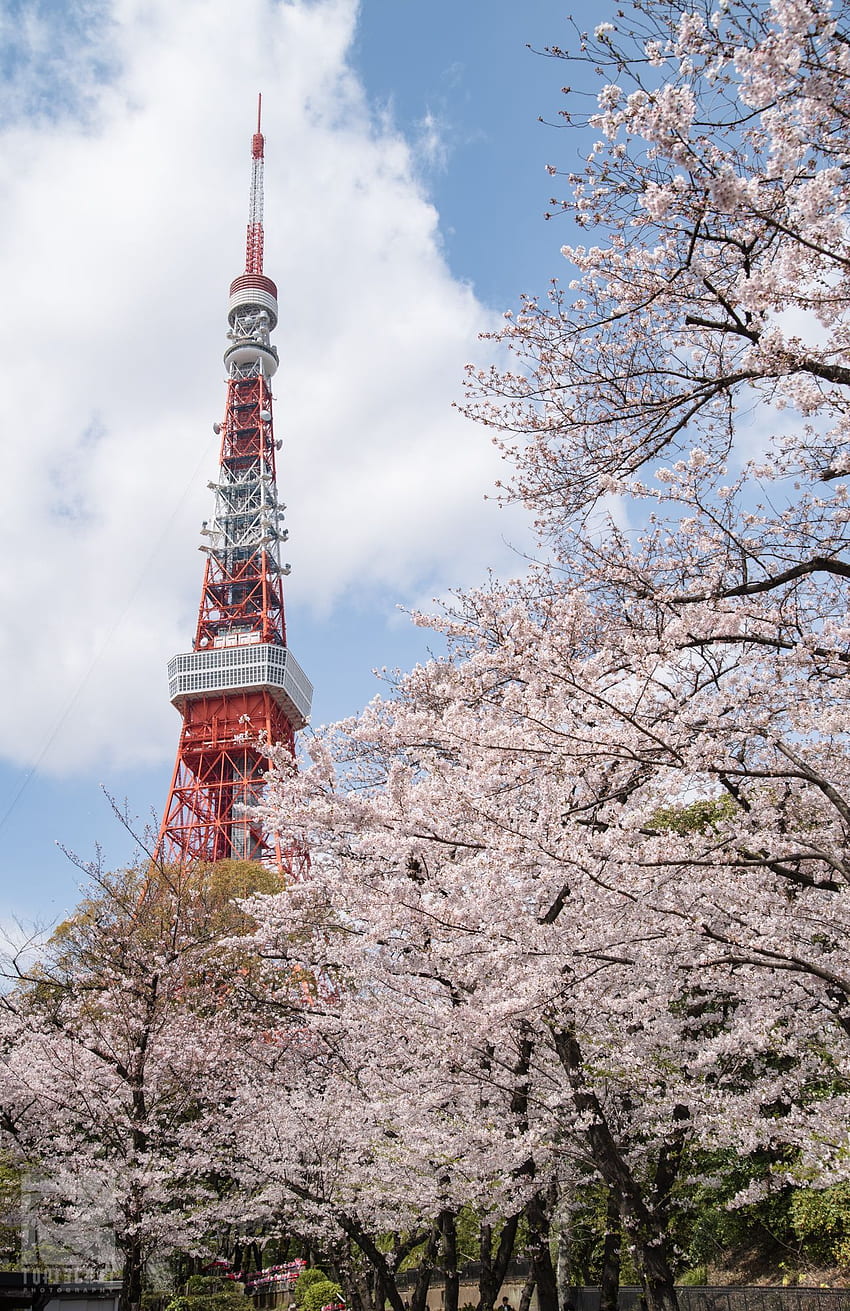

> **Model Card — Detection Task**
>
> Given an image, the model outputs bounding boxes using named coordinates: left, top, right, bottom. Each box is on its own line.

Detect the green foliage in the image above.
left=165, top=1275, right=254, bottom=1311
left=666, top=1148, right=798, bottom=1273
left=789, top=1184, right=850, bottom=1268
left=299, top=1278, right=343, bottom=1311
left=185, top=1278, right=230, bottom=1295
left=650, top=795, right=737, bottom=835
left=553, top=1145, right=816, bottom=1283
left=293, top=1269, right=335, bottom=1306
left=0, top=1152, right=21, bottom=1268
left=677, top=1266, right=708, bottom=1286
left=141, top=1294, right=170, bottom=1311
left=396, top=1207, right=523, bottom=1274
left=50, top=860, right=282, bottom=968
left=661, top=1146, right=850, bottom=1278
left=556, top=1181, right=639, bottom=1286
left=456, top=1204, right=487, bottom=1265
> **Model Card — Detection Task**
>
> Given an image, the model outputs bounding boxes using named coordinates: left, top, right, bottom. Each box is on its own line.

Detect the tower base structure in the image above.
left=157, top=688, right=305, bottom=867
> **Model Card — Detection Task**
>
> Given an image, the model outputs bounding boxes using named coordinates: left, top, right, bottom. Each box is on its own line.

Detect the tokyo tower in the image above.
left=156, top=98, right=312, bottom=868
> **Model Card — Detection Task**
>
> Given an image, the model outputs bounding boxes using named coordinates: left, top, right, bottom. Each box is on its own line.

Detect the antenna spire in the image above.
left=246, top=93, right=265, bottom=275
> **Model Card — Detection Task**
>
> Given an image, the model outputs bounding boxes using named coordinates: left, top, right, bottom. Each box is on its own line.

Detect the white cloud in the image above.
left=0, top=0, right=531, bottom=776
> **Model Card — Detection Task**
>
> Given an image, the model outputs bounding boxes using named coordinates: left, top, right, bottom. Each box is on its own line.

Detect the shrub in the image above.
left=300, top=1279, right=343, bottom=1311
left=293, top=1269, right=333, bottom=1306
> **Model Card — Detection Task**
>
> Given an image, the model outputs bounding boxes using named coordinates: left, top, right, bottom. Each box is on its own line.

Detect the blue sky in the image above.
left=0, top=0, right=600, bottom=927
left=353, top=0, right=581, bottom=304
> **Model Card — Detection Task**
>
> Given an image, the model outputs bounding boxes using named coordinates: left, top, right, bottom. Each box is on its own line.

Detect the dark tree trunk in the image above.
left=478, top=1215, right=521, bottom=1311
left=599, top=1189, right=621, bottom=1311
left=410, top=1222, right=440, bottom=1311
left=525, top=1190, right=558, bottom=1311
left=479, top=1221, right=495, bottom=1311
left=118, top=1167, right=147, bottom=1311
left=636, top=1253, right=679, bottom=1311
left=550, top=1027, right=679, bottom=1311
left=555, top=1213, right=572, bottom=1311
left=331, top=1237, right=373, bottom=1311
left=119, top=1239, right=144, bottom=1311
left=440, top=1210, right=459, bottom=1311
left=518, top=1274, right=536, bottom=1311
left=282, top=1185, right=413, bottom=1311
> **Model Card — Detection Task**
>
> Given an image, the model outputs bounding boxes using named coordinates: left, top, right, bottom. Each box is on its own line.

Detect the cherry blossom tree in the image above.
left=0, top=862, right=276, bottom=1311
left=461, top=0, right=850, bottom=1100
left=197, top=901, right=563, bottom=1311
left=247, top=4, right=850, bottom=1310
left=249, top=606, right=757, bottom=1311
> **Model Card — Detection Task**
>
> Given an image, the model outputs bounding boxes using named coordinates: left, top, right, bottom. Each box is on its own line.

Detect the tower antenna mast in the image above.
left=246, top=92, right=265, bottom=276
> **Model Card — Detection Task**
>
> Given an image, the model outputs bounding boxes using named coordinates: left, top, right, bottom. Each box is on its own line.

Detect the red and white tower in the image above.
left=156, top=99, right=312, bottom=868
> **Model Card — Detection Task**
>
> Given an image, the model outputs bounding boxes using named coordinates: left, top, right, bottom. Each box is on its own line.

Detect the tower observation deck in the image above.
left=156, top=99, right=312, bottom=867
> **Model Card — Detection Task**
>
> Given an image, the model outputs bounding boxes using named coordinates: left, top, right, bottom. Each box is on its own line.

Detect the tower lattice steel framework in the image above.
left=156, top=98, right=312, bottom=868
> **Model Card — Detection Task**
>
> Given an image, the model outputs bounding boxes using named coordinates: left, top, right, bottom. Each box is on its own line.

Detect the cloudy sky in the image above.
left=0, top=0, right=594, bottom=922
